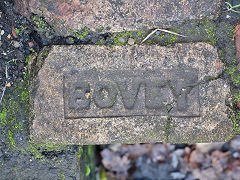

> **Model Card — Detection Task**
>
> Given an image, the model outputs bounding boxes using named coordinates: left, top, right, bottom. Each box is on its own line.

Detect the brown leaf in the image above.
left=237, top=101, right=240, bottom=109
left=12, top=26, right=17, bottom=38
left=151, top=144, right=169, bottom=163
left=211, top=150, right=230, bottom=159
left=7, top=34, right=11, bottom=39
left=188, top=150, right=205, bottom=169
left=192, top=168, right=220, bottom=180
left=226, top=159, right=240, bottom=179
left=184, top=147, right=191, bottom=163
left=101, top=149, right=130, bottom=176
left=120, top=144, right=151, bottom=159
left=6, top=82, right=11, bottom=87
left=236, top=23, right=240, bottom=59
left=85, top=92, right=90, bottom=99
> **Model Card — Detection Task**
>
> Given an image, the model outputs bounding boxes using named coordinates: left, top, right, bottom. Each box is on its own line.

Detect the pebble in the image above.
left=155, top=31, right=161, bottom=35
left=0, top=30, right=4, bottom=36
left=132, top=31, right=137, bottom=38
left=232, top=152, right=239, bottom=158
left=170, top=172, right=186, bottom=179
left=13, top=41, right=20, bottom=48
left=28, top=41, right=34, bottom=48
left=118, top=38, right=125, bottom=43
left=128, top=38, right=135, bottom=45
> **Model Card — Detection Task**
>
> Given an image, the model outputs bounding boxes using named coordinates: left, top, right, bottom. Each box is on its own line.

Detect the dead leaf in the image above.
left=120, top=144, right=151, bottom=159
left=6, top=82, right=11, bottom=87
left=151, top=144, right=168, bottom=162
left=237, top=102, right=240, bottom=109
left=85, top=92, right=90, bottom=99
left=7, top=34, right=11, bottom=39
left=236, top=23, right=240, bottom=59
left=192, top=168, right=220, bottom=180
left=101, top=149, right=130, bottom=176
left=184, top=147, right=191, bottom=163
left=12, top=26, right=17, bottom=38
left=188, top=150, right=205, bottom=169
left=215, top=61, right=223, bottom=70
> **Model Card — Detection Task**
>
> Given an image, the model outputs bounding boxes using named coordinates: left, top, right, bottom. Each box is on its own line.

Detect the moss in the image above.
left=234, top=91, right=240, bottom=103
left=227, top=64, right=240, bottom=86
left=14, top=25, right=26, bottom=35
left=71, top=27, right=90, bottom=40
left=196, top=18, right=217, bottom=45
left=96, top=38, right=104, bottom=45
left=14, top=28, right=20, bottom=35
left=76, top=146, right=83, bottom=159
left=25, top=140, right=73, bottom=162
left=32, top=15, right=54, bottom=39
left=228, top=109, right=240, bottom=140
left=164, top=117, right=172, bottom=142
left=0, top=82, right=28, bottom=147
left=112, top=30, right=145, bottom=45
left=59, top=173, right=66, bottom=180
left=205, top=26, right=217, bottom=45
left=32, top=15, right=51, bottom=32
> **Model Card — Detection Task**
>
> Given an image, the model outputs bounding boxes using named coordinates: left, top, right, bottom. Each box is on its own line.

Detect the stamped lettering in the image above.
left=63, top=69, right=200, bottom=118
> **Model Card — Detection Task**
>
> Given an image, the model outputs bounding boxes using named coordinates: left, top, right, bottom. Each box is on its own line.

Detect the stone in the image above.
left=30, top=43, right=232, bottom=145
left=128, top=38, right=135, bottom=45
left=13, top=41, right=20, bottom=48
left=29, top=0, right=222, bottom=36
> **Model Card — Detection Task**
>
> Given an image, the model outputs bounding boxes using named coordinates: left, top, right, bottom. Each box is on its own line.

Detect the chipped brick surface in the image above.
left=29, top=0, right=222, bottom=35
left=30, top=43, right=232, bottom=145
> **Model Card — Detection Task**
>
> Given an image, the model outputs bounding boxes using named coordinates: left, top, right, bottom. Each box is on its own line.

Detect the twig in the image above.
left=225, top=2, right=240, bottom=13
left=0, top=65, right=8, bottom=105
left=141, top=28, right=187, bottom=44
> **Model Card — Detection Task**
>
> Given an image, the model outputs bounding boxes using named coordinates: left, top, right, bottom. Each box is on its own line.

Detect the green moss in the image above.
left=71, top=27, right=89, bottom=40
left=14, top=28, right=20, bottom=35
left=205, top=26, right=217, bottom=45
left=0, top=83, right=28, bottom=147
left=112, top=31, right=145, bottom=45
left=26, top=141, right=71, bottom=161
left=228, top=109, right=240, bottom=140
left=25, top=55, right=30, bottom=63
left=227, top=64, right=240, bottom=86
left=164, top=117, right=172, bottom=142
left=32, top=15, right=51, bottom=32
left=197, top=18, right=217, bottom=45
left=96, top=38, right=104, bottom=45
left=59, top=173, right=66, bottom=180
left=76, top=146, right=83, bottom=159
left=234, top=91, right=240, bottom=103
